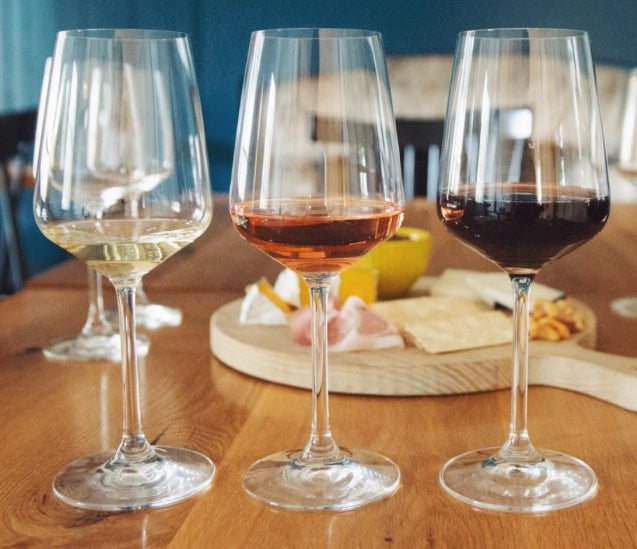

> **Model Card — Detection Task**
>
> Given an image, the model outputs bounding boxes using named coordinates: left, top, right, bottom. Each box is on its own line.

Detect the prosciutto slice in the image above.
left=287, top=296, right=404, bottom=352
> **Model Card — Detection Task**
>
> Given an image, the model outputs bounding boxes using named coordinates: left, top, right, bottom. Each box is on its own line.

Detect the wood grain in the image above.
left=170, top=383, right=637, bottom=549
left=211, top=297, right=637, bottom=410
left=0, top=289, right=248, bottom=547
left=1, top=197, right=636, bottom=547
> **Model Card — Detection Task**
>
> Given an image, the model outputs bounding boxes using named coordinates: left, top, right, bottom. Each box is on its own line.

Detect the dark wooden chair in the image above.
left=310, top=114, right=445, bottom=199
left=0, top=110, right=37, bottom=294
left=395, top=118, right=444, bottom=199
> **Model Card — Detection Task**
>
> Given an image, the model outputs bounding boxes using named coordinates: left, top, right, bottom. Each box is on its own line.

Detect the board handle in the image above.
left=530, top=344, right=637, bottom=412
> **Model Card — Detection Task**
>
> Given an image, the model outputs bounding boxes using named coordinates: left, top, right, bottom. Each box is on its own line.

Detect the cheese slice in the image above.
left=464, top=272, right=564, bottom=309
left=273, top=269, right=303, bottom=308
left=239, top=279, right=288, bottom=325
left=430, top=268, right=564, bottom=309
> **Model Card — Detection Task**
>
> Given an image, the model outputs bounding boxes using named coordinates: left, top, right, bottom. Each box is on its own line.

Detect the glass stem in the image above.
left=301, top=276, right=342, bottom=463
left=500, top=275, right=540, bottom=461
left=113, top=283, right=154, bottom=463
left=82, top=268, right=113, bottom=336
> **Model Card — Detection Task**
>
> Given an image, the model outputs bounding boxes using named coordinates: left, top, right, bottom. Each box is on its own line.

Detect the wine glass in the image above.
left=43, top=268, right=150, bottom=361
left=105, top=281, right=183, bottom=329
left=129, top=282, right=183, bottom=328
left=230, top=28, right=404, bottom=511
left=437, top=28, right=610, bottom=512
left=34, top=58, right=149, bottom=361
left=610, top=68, right=637, bottom=316
left=34, top=29, right=214, bottom=510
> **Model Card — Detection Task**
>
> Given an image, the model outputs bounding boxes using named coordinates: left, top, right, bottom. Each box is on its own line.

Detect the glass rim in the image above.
left=57, top=29, right=188, bottom=41
left=252, top=28, right=382, bottom=41
left=459, top=28, right=588, bottom=41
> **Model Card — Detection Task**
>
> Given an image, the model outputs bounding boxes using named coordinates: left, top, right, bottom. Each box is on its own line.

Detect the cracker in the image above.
left=403, top=310, right=512, bottom=354
left=371, top=296, right=490, bottom=331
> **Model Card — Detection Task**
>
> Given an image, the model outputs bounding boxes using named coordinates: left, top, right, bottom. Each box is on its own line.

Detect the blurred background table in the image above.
left=1, top=195, right=636, bottom=547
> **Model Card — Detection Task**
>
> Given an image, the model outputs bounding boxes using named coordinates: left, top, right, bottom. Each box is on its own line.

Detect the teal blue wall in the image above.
left=2, top=0, right=637, bottom=192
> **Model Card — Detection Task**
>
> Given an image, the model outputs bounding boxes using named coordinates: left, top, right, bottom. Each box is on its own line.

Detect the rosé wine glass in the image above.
left=230, top=28, right=404, bottom=511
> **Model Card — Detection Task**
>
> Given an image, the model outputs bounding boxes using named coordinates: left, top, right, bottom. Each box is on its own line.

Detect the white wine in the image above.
left=42, top=219, right=204, bottom=283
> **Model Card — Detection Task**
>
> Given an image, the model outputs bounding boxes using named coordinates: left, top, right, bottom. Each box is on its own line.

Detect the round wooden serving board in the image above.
left=210, top=298, right=637, bottom=411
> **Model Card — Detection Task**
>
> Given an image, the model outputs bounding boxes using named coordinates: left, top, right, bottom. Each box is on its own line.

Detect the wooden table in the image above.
left=1, top=196, right=636, bottom=547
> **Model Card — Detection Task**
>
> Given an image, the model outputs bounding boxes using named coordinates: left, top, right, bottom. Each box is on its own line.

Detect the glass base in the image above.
left=242, top=448, right=400, bottom=511
left=611, top=296, right=637, bottom=318
left=53, top=446, right=215, bottom=511
left=43, top=333, right=150, bottom=362
left=439, top=447, right=597, bottom=513
left=136, top=303, right=182, bottom=329
left=106, top=303, right=183, bottom=330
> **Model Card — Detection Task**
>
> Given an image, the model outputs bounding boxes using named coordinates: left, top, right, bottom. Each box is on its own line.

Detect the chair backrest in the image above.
left=395, top=118, right=444, bottom=199
left=388, top=55, right=629, bottom=200
left=0, top=110, right=37, bottom=295
left=0, top=111, right=37, bottom=165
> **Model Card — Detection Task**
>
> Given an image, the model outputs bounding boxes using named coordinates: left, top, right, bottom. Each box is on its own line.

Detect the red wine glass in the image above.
left=229, top=28, right=404, bottom=511
left=437, top=28, right=610, bottom=512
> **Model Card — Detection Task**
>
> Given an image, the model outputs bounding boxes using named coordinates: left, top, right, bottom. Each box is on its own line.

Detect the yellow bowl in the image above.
left=352, top=227, right=432, bottom=299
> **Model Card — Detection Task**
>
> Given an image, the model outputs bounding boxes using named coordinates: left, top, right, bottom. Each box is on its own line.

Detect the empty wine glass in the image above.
left=43, top=268, right=149, bottom=361
left=134, top=282, right=183, bottom=328
left=438, top=28, right=610, bottom=512
left=34, top=58, right=149, bottom=361
left=105, top=281, right=183, bottom=330
left=35, top=29, right=214, bottom=510
left=611, top=68, right=637, bottom=317
left=230, top=28, right=404, bottom=511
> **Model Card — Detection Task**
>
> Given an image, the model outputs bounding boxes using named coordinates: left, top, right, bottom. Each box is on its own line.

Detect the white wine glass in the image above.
left=34, top=58, right=149, bottom=361
left=35, top=29, right=214, bottom=510
left=230, top=28, right=404, bottom=511
left=438, top=28, right=610, bottom=512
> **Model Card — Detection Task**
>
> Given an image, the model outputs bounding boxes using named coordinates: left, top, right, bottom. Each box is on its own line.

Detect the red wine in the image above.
left=438, top=184, right=609, bottom=273
left=231, top=199, right=403, bottom=274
